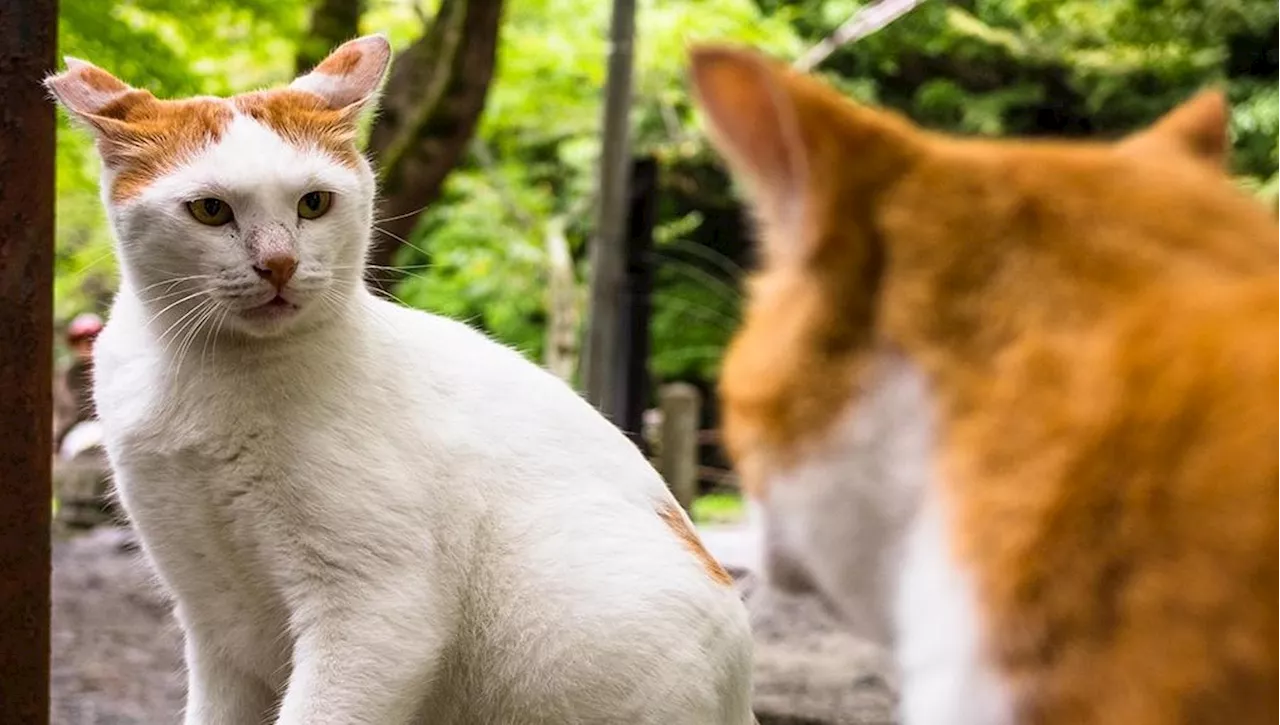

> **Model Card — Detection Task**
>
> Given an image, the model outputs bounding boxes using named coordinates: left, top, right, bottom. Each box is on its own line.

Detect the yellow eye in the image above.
left=187, top=198, right=233, bottom=226
left=298, top=191, right=333, bottom=220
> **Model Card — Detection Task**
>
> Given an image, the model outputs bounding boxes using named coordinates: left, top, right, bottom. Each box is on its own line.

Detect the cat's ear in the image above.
left=689, top=46, right=808, bottom=250
left=291, top=34, right=392, bottom=118
left=689, top=45, right=919, bottom=264
left=1122, top=89, right=1229, bottom=168
left=45, top=57, right=145, bottom=135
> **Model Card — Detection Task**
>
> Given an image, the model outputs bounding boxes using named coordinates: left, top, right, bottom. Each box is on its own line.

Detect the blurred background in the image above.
left=49, top=1, right=1277, bottom=723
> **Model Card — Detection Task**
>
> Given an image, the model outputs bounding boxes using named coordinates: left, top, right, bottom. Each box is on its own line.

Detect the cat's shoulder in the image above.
left=359, top=294, right=551, bottom=377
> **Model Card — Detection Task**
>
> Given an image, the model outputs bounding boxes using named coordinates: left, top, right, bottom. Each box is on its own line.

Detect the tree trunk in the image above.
left=295, top=0, right=364, bottom=74
left=366, top=0, right=506, bottom=291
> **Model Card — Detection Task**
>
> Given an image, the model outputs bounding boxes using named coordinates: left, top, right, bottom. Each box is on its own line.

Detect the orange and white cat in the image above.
left=691, top=46, right=1277, bottom=724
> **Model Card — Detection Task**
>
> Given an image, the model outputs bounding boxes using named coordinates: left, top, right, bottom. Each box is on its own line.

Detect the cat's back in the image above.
left=357, top=295, right=666, bottom=493
left=937, top=234, right=1279, bottom=725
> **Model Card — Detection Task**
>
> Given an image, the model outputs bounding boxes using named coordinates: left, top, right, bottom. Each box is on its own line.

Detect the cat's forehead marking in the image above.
left=106, top=89, right=359, bottom=204
left=104, top=97, right=235, bottom=203
left=232, top=90, right=361, bottom=169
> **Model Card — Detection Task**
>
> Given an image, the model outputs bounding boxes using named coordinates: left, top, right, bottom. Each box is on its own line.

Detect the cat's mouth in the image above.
left=241, top=294, right=300, bottom=321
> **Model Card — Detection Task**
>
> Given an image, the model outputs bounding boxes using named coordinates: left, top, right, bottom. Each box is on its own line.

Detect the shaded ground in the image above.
left=52, top=524, right=896, bottom=724
left=52, top=527, right=184, bottom=725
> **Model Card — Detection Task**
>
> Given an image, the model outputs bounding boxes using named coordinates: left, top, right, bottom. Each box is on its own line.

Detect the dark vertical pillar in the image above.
left=0, top=2, right=57, bottom=723
left=613, top=156, right=657, bottom=450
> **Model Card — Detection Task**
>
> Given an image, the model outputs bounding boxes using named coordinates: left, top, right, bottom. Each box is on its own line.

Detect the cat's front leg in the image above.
left=274, top=610, right=449, bottom=725
left=183, top=634, right=276, bottom=725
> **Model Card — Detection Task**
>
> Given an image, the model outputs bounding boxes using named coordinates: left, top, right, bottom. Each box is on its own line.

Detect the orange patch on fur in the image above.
left=92, top=93, right=233, bottom=203
left=89, top=89, right=361, bottom=202
left=657, top=503, right=734, bottom=587
left=233, top=90, right=362, bottom=169
left=80, top=66, right=129, bottom=94
left=695, top=46, right=1279, bottom=724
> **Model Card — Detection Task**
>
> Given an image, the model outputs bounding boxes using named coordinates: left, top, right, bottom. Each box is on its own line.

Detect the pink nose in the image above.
left=254, top=254, right=298, bottom=291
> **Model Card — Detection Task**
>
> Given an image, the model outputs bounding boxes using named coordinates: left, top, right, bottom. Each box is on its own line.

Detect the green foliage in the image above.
left=691, top=491, right=746, bottom=525
left=393, top=0, right=800, bottom=379
left=55, top=0, right=1278, bottom=388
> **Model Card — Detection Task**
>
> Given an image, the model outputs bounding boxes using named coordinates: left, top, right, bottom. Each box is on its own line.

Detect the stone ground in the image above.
left=51, top=524, right=896, bottom=724
left=52, top=527, right=185, bottom=725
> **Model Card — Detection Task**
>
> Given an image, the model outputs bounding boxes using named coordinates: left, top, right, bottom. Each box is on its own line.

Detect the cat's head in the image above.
left=689, top=46, right=1276, bottom=500
left=47, top=35, right=392, bottom=338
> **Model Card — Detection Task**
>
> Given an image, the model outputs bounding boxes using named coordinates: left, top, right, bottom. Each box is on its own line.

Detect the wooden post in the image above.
left=0, top=1, right=57, bottom=722
left=659, top=383, right=701, bottom=510
left=613, top=157, right=657, bottom=450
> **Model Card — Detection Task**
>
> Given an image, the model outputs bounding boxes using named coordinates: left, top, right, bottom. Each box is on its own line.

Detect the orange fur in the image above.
left=233, top=90, right=362, bottom=169
left=693, top=45, right=1278, bottom=724
left=657, top=503, right=735, bottom=587
left=93, top=95, right=233, bottom=203
left=48, top=65, right=366, bottom=203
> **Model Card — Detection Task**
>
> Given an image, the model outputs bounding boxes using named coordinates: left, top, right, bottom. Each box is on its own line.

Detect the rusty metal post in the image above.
left=0, top=1, right=58, bottom=723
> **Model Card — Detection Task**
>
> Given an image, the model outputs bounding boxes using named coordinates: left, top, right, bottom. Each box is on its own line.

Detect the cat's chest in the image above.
left=101, top=351, right=368, bottom=514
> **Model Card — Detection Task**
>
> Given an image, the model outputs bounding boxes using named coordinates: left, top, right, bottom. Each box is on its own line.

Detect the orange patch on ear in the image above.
left=233, top=89, right=362, bottom=169
left=315, top=45, right=363, bottom=76
left=291, top=34, right=391, bottom=112
left=80, top=65, right=129, bottom=94
left=657, top=503, right=734, bottom=587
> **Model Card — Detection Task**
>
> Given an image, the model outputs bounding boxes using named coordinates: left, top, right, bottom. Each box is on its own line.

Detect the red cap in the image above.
left=66, top=313, right=104, bottom=343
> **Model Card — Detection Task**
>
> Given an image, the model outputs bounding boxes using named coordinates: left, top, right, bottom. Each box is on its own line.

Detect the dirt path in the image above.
left=51, top=525, right=895, bottom=725
left=52, top=527, right=184, bottom=725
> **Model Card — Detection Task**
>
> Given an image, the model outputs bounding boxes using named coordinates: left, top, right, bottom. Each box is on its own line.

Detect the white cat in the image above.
left=47, top=35, right=753, bottom=725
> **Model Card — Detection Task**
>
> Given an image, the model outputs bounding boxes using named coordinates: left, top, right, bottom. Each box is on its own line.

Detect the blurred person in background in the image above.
left=54, top=312, right=103, bottom=455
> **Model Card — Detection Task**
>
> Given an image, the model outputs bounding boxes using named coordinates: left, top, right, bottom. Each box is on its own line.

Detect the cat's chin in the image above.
left=230, top=297, right=308, bottom=338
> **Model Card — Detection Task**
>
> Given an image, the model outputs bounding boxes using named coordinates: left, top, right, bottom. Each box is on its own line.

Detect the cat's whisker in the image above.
left=371, top=225, right=433, bottom=260
left=172, top=302, right=219, bottom=381
left=362, top=269, right=434, bottom=286
left=156, top=298, right=216, bottom=363
left=363, top=263, right=435, bottom=271
left=141, top=284, right=216, bottom=307
left=652, top=345, right=726, bottom=366
left=133, top=274, right=215, bottom=303
left=200, top=306, right=231, bottom=374
left=659, top=239, right=748, bottom=281
left=62, top=250, right=118, bottom=284
left=656, top=294, right=740, bottom=333
left=372, top=203, right=432, bottom=224
left=144, top=288, right=214, bottom=330
left=650, top=253, right=744, bottom=308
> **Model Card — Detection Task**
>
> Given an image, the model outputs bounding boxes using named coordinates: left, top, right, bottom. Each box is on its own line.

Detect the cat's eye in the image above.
left=298, top=191, right=333, bottom=220
left=187, top=198, right=233, bottom=226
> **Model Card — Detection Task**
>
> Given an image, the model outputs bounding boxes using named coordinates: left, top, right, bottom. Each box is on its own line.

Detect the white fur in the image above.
left=754, top=355, right=1012, bottom=724
left=92, top=110, right=752, bottom=724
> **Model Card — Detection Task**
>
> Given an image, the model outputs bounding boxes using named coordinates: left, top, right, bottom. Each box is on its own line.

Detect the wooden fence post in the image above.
left=658, top=383, right=701, bottom=510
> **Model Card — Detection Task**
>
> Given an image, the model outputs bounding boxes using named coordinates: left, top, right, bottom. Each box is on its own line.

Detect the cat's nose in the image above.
left=254, top=253, right=298, bottom=291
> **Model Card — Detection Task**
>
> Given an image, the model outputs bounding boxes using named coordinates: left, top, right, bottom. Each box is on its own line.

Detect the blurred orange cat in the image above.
left=691, top=45, right=1277, bottom=725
